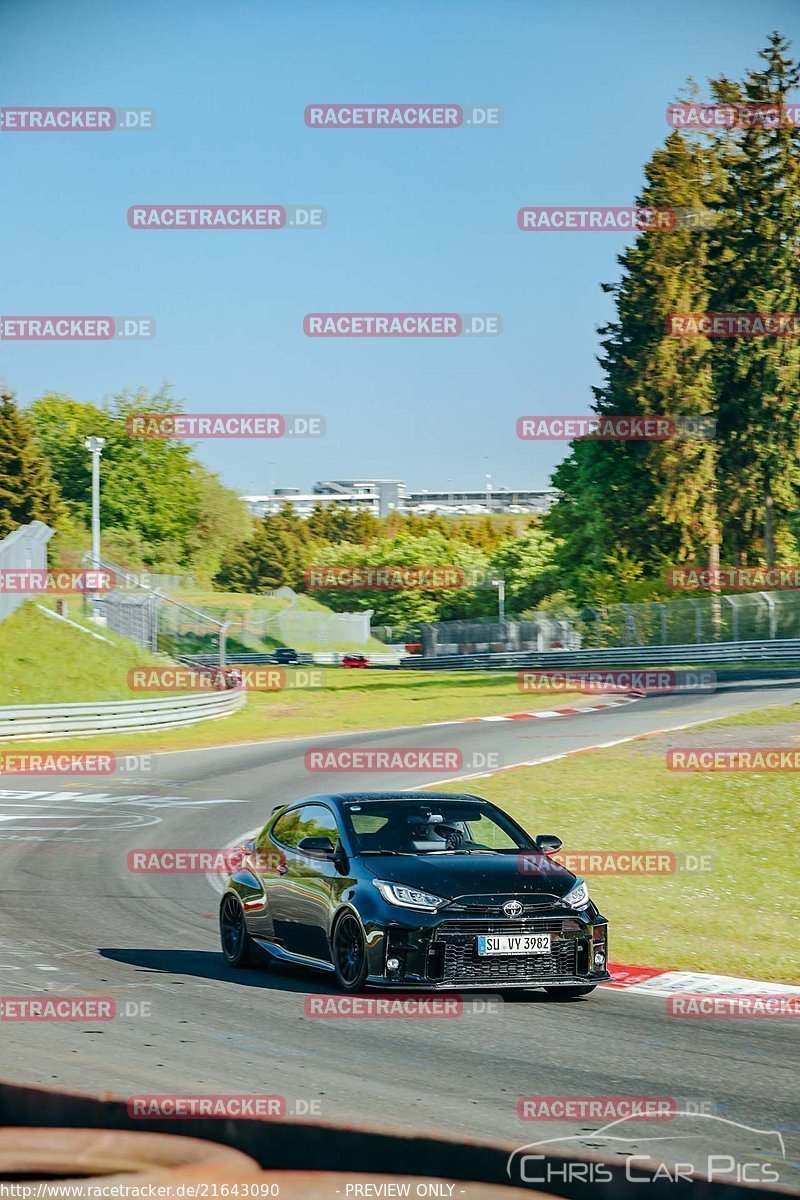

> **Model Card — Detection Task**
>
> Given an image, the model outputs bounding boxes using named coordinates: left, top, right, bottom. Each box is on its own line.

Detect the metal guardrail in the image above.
left=398, top=638, right=800, bottom=671
left=178, top=652, right=314, bottom=666
left=0, top=689, right=246, bottom=741
left=179, top=651, right=403, bottom=667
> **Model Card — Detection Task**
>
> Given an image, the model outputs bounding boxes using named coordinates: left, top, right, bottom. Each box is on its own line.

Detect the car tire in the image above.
left=331, top=911, right=369, bottom=992
left=543, top=985, right=597, bottom=1000
left=219, top=893, right=259, bottom=968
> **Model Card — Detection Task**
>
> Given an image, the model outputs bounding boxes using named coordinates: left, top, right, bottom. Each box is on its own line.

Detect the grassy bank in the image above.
left=0, top=605, right=583, bottom=749
left=0, top=603, right=169, bottom=706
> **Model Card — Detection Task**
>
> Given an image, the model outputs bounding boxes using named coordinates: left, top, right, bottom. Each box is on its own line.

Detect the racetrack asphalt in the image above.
left=0, top=684, right=797, bottom=1184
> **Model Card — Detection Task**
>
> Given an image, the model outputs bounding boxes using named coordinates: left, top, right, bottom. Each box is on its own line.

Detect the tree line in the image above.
left=0, top=388, right=250, bottom=579
left=547, top=32, right=800, bottom=605
left=0, top=389, right=561, bottom=623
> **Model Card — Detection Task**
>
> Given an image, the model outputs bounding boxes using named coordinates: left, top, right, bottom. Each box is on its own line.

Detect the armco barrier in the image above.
left=0, top=688, right=246, bottom=741
left=179, top=651, right=403, bottom=667
left=179, top=652, right=314, bottom=666
left=398, top=638, right=800, bottom=671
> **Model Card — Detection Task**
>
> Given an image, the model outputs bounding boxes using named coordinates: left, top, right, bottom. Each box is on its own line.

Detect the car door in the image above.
left=267, top=803, right=343, bottom=961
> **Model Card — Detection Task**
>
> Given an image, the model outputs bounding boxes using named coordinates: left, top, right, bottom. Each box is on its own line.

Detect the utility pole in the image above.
left=84, top=436, right=106, bottom=619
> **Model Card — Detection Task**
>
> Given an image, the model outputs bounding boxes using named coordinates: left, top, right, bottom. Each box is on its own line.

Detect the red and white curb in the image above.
left=607, top=963, right=799, bottom=997
left=154, top=693, right=641, bottom=759
left=430, top=695, right=639, bottom=726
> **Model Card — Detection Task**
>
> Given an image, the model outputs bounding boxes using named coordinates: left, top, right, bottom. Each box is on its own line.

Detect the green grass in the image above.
left=2, top=669, right=582, bottom=753
left=0, top=603, right=172, bottom=706
left=432, top=701, right=800, bottom=983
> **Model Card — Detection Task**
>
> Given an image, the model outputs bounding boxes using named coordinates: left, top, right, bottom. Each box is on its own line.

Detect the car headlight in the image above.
left=564, top=877, right=590, bottom=909
left=373, top=880, right=448, bottom=911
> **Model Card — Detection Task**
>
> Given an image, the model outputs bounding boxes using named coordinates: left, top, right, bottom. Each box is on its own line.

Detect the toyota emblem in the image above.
left=503, top=900, right=524, bottom=917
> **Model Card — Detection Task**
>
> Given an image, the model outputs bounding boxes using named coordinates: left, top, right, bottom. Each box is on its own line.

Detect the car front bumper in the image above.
left=363, top=908, right=611, bottom=990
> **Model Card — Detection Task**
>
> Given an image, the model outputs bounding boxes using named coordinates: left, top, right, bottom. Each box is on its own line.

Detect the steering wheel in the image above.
left=432, top=822, right=466, bottom=850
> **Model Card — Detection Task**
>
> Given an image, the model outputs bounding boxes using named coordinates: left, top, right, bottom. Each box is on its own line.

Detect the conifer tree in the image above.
left=708, top=32, right=800, bottom=565
left=0, top=393, right=63, bottom=538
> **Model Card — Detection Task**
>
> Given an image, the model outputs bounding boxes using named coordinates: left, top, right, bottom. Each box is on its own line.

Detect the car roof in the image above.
left=288, top=791, right=490, bottom=808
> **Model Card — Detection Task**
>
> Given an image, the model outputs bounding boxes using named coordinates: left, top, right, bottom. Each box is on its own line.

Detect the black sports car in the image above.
left=270, top=647, right=300, bottom=664
left=220, top=791, right=610, bottom=997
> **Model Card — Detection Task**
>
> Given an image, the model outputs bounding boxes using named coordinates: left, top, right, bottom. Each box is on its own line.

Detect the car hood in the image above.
left=359, top=851, right=577, bottom=903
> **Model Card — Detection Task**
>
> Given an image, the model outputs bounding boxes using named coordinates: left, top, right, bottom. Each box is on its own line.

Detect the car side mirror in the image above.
left=297, top=836, right=337, bottom=858
left=534, top=834, right=562, bottom=855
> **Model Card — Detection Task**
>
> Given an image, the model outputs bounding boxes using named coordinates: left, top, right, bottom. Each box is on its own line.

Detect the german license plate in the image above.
left=477, top=933, right=551, bottom=955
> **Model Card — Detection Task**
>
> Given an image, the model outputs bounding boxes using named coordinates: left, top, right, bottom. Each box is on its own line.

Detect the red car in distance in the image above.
left=341, top=654, right=369, bottom=668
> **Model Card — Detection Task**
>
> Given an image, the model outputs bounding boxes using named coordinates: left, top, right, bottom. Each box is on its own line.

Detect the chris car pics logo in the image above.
left=507, top=1111, right=786, bottom=1187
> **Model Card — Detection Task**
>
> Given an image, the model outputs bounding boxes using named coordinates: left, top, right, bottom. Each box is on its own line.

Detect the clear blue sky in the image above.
left=1, top=0, right=796, bottom=495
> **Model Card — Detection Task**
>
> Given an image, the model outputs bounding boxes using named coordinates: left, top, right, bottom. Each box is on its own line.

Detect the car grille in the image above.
left=436, top=919, right=582, bottom=935
left=430, top=920, right=580, bottom=985
left=448, top=896, right=569, bottom=915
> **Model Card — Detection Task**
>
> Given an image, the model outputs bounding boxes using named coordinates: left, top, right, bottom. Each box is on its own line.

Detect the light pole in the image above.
left=491, top=577, right=505, bottom=629
left=84, top=436, right=106, bottom=618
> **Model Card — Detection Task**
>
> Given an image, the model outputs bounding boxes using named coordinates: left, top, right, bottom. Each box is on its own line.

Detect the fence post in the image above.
left=759, top=592, right=777, bottom=640
left=726, top=597, right=738, bottom=643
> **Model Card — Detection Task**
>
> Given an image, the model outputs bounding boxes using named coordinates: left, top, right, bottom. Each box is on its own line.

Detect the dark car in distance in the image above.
left=220, top=792, right=610, bottom=997
left=271, top=647, right=300, bottom=665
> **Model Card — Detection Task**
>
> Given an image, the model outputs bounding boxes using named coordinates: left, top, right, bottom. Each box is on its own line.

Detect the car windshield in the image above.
left=343, top=799, right=534, bottom=855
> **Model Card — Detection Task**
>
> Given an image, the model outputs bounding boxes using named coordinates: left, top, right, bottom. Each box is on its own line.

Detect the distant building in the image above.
left=404, top=487, right=555, bottom=514
left=314, top=479, right=404, bottom=517
left=242, top=479, right=556, bottom=519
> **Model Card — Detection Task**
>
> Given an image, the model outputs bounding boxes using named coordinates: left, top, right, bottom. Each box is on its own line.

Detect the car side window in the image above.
left=272, top=804, right=341, bottom=850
